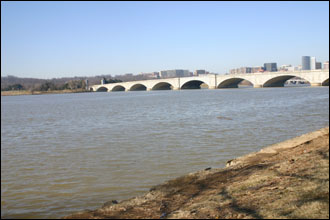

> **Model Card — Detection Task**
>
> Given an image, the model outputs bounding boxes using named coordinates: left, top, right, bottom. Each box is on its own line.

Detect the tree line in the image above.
left=1, top=75, right=123, bottom=92
left=1, top=79, right=87, bottom=91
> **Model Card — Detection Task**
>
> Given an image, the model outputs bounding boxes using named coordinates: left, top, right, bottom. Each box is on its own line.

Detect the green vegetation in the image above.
left=104, top=78, right=122, bottom=84
left=1, top=79, right=89, bottom=96
left=2, top=83, right=25, bottom=91
left=36, top=80, right=86, bottom=91
left=1, top=75, right=123, bottom=94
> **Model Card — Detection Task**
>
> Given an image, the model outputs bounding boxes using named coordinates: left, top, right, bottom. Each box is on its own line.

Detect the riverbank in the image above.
left=1, top=89, right=90, bottom=96
left=63, top=127, right=329, bottom=219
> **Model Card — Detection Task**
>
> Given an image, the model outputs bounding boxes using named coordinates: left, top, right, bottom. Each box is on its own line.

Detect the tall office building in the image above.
left=302, top=56, right=311, bottom=70
left=264, top=63, right=278, bottom=72
left=310, top=57, right=316, bottom=70
left=315, top=62, right=322, bottom=70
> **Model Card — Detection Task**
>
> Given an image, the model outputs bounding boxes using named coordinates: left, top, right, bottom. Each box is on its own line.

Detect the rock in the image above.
left=102, top=200, right=118, bottom=208
left=112, top=200, right=118, bottom=204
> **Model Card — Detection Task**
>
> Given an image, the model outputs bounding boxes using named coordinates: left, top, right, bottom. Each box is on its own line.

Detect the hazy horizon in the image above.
left=1, top=1, right=329, bottom=79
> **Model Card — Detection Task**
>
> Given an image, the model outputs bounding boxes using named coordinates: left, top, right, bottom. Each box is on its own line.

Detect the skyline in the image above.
left=1, top=1, right=329, bottom=79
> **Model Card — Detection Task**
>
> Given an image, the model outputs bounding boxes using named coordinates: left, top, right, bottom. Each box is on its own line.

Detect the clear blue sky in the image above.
left=1, top=1, right=329, bottom=79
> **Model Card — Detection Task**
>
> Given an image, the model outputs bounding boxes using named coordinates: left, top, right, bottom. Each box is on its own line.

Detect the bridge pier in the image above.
left=172, top=87, right=180, bottom=90
left=311, top=83, right=322, bottom=87
left=208, top=86, right=217, bottom=89
left=254, top=84, right=263, bottom=88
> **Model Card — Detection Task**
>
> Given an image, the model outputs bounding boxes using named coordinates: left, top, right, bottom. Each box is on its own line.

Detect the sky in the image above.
left=1, top=1, right=329, bottom=79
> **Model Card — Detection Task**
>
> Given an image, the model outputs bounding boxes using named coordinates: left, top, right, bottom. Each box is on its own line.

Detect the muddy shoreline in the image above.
left=63, top=127, right=329, bottom=219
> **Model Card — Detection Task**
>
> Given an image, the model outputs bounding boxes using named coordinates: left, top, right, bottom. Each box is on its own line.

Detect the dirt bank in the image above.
left=63, top=127, right=329, bottom=219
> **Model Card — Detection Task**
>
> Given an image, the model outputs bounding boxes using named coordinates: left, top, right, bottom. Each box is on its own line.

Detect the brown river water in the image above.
left=1, top=87, right=329, bottom=218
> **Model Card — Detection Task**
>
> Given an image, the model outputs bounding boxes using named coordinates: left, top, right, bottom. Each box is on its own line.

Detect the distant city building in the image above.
left=287, top=66, right=295, bottom=72
left=159, top=69, right=190, bottom=78
left=101, top=78, right=106, bottom=85
left=228, top=56, right=327, bottom=76
left=279, top=64, right=292, bottom=71
left=251, top=66, right=264, bottom=73
left=286, top=66, right=300, bottom=72
left=194, top=69, right=206, bottom=76
left=241, top=67, right=252, bottom=74
left=229, top=69, right=236, bottom=74
left=264, top=63, right=278, bottom=72
left=315, top=62, right=322, bottom=70
left=229, top=68, right=238, bottom=74
left=229, top=67, right=254, bottom=74
left=310, top=57, right=316, bottom=70
left=159, top=70, right=167, bottom=78
left=140, top=72, right=160, bottom=78
left=302, top=56, right=311, bottom=70
left=246, top=67, right=253, bottom=73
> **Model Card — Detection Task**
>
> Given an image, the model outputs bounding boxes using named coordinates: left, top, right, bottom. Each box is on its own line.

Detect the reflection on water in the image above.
left=1, top=87, right=329, bottom=218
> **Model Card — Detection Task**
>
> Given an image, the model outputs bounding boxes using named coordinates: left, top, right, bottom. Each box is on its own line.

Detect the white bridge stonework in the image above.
left=90, top=70, right=329, bottom=92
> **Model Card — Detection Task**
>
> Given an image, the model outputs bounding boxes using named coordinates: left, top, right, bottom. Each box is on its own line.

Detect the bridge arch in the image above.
left=263, top=75, right=310, bottom=87
left=181, top=80, right=209, bottom=89
left=129, top=83, right=147, bottom=91
left=112, top=85, right=126, bottom=92
left=96, top=86, right=108, bottom=92
left=152, top=82, right=173, bottom=90
left=218, top=78, right=253, bottom=88
left=322, top=78, right=329, bottom=86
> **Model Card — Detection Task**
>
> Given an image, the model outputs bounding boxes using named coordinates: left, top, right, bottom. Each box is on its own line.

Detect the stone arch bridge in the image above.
left=90, top=70, right=329, bottom=92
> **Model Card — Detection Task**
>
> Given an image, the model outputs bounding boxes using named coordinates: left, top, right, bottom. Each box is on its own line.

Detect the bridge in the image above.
left=90, top=70, right=329, bottom=92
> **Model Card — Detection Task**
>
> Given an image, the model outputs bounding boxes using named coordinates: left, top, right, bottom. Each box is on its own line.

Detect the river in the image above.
left=1, top=87, right=329, bottom=219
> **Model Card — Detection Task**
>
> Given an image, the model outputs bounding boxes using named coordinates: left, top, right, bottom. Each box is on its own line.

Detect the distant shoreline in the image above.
left=2, top=85, right=328, bottom=96
left=1, top=89, right=90, bottom=96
